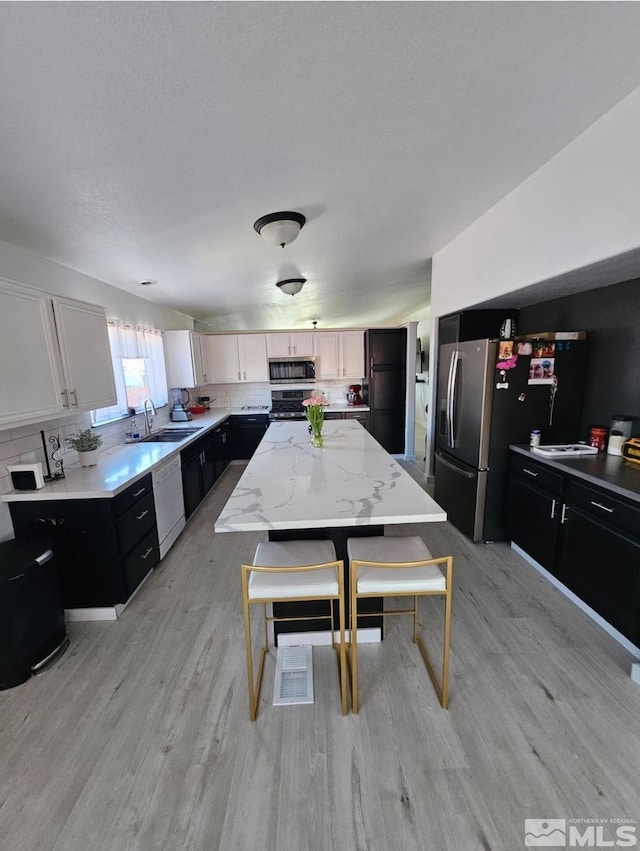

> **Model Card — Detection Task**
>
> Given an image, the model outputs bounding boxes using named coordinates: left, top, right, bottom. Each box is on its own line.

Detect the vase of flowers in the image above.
left=66, top=428, right=103, bottom=467
left=302, top=395, right=327, bottom=447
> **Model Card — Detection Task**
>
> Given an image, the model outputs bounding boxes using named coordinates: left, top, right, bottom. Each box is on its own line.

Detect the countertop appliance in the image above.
left=347, top=384, right=364, bottom=406
left=269, top=389, right=307, bottom=420
left=268, top=357, right=316, bottom=384
left=170, top=387, right=192, bottom=422
left=434, top=332, right=588, bottom=541
left=152, top=455, right=185, bottom=558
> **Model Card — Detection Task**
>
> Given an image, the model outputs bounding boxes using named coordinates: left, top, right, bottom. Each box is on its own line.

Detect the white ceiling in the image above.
left=2, top=2, right=640, bottom=330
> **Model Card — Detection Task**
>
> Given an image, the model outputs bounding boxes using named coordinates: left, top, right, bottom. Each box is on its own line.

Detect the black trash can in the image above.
left=0, top=539, right=68, bottom=690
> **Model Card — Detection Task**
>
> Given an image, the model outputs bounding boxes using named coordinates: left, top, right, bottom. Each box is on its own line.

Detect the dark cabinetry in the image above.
left=8, top=474, right=159, bottom=608
left=507, top=455, right=563, bottom=574
left=363, top=328, right=406, bottom=453
left=344, top=409, right=370, bottom=430
left=228, top=414, right=268, bottom=459
left=181, top=423, right=229, bottom=520
left=507, top=451, right=640, bottom=646
left=438, top=309, right=518, bottom=345
left=558, top=480, right=640, bottom=645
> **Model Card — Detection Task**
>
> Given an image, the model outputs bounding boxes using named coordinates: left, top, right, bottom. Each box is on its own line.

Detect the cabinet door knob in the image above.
left=141, top=547, right=153, bottom=560
left=70, top=388, right=79, bottom=407
left=61, top=389, right=70, bottom=408
left=550, top=498, right=556, bottom=520
left=132, top=488, right=146, bottom=497
left=523, top=468, right=538, bottom=477
left=561, top=503, right=568, bottom=524
left=136, top=509, right=149, bottom=521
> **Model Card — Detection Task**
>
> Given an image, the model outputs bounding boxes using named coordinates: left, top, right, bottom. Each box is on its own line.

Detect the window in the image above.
left=92, top=321, right=168, bottom=425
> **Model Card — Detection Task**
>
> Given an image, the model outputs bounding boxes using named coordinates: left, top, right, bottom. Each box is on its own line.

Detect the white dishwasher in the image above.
left=152, top=455, right=185, bottom=558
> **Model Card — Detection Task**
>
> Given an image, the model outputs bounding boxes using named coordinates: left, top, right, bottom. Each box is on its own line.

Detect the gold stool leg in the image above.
left=350, top=562, right=359, bottom=714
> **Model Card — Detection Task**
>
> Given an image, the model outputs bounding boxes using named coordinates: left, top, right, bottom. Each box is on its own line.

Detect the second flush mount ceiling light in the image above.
left=253, top=211, right=306, bottom=248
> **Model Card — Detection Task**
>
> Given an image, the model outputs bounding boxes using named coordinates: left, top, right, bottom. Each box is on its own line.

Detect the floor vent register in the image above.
left=273, top=645, right=314, bottom=706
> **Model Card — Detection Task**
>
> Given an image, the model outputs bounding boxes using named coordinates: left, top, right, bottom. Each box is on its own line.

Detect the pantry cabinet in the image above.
left=313, top=331, right=364, bottom=380
left=0, top=278, right=116, bottom=428
left=164, top=330, right=210, bottom=387
left=208, top=334, right=268, bottom=383
left=266, top=332, right=315, bottom=358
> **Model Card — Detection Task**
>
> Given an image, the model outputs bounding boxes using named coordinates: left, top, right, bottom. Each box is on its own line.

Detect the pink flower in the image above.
left=302, top=396, right=327, bottom=407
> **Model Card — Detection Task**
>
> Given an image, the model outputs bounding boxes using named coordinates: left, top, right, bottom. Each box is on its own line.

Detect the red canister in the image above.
left=588, top=426, right=608, bottom=451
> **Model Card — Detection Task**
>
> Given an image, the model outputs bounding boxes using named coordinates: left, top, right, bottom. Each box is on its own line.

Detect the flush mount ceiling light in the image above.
left=276, top=278, right=306, bottom=296
left=253, top=211, right=306, bottom=247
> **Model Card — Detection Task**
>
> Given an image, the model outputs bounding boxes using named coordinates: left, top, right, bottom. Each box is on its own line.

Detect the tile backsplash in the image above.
left=196, top=379, right=358, bottom=408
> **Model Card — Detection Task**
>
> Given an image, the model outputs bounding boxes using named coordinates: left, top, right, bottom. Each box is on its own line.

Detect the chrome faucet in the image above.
left=143, top=398, right=156, bottom=436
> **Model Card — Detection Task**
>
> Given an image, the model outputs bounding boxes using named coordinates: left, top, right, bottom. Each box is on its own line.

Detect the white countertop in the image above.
left=214, top=420, right=446, bottom=532
left=2, top=409, right=232, bottom=501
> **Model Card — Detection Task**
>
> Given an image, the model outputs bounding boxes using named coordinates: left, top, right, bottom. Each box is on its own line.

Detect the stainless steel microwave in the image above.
left=268, top=357, right=316, bottom=384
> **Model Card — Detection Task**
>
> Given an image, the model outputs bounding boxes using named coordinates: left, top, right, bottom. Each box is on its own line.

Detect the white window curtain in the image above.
left=92, top=321, right=168, bottom=425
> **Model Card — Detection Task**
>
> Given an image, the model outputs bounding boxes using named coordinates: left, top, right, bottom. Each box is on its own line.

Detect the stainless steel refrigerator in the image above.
left=434, top=334, right=588, bottom=542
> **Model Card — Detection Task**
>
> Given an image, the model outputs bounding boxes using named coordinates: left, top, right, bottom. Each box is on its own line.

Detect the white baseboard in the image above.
left=66, top=607, right=117, bottom=622
left=511, top=542, right=640, bottom=662
left=65, top=567, right=154, bottom=622
left=277, top=627, right=381, bottom=647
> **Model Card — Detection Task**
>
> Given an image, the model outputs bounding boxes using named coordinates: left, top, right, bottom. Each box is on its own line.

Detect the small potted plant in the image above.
left=66, top=428, right=103, bottom=467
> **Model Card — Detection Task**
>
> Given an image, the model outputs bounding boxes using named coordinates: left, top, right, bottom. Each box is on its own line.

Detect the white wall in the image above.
left=430, top=84, right=640, bottom=318
left=0, top=239, right=194, bottom=330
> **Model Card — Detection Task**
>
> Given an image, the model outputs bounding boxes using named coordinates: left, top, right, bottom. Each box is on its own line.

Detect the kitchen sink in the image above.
left=139, top=427, right=203, bottom=442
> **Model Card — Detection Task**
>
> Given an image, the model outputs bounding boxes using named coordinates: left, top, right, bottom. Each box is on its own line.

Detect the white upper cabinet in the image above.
left=266, top=332, right=315, bottom=357
left=164, top=330, right=210, bottom=387
left=313, top=333, right=341, bottom=379
left=340, top=331, right=365, bottom=379
left=208, top=334, right=268, bottom=383
left=0, top=279, right=116, bottom=428
left=238, top=334, right=268, bottom=381
left=314, top=331, right=364, bottom=380
left=52, top=297, right=117, bottom=412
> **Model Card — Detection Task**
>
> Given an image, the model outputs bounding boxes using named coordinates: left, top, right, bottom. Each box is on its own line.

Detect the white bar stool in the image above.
left=241, top=539, right=347, bottom=721
left=347, top=535, right=452, bottom=712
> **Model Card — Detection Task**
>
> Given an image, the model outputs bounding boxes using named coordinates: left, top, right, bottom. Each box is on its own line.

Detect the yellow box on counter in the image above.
left=622, top=438, right=640, bottom=465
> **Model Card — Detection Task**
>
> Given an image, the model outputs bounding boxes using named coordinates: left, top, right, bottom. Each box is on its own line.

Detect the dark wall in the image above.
left=519, top=278, right=640, bottom=437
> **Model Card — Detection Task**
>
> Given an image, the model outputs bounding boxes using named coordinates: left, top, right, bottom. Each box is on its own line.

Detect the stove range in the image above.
left=269, top=389, right=307, bottom=421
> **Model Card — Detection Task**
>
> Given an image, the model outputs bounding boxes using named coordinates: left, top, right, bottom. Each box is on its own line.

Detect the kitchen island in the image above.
left=215, top=419, right=446, bottom=532
left=215, top=419, right=446, bottom=642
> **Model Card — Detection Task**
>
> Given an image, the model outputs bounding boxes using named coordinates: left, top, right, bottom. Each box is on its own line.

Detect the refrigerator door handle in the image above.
left=436, top=451, right=476, bottom=479
left=448, top=350, right=460, bottom=448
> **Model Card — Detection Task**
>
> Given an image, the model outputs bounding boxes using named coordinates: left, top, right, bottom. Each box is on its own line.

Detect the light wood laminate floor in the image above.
left=1, top=464, right=639, bottom=851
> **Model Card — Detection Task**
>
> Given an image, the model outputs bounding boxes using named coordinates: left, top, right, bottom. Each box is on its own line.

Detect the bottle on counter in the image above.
left=529, top=429, right=541, bottom=448
left=588, top=425, right=608, bottom=451
left=607, top=430, right=626, bottom=456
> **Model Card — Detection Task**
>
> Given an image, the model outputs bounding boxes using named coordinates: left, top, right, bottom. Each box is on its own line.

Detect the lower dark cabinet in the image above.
left=507, top=476, right=561, bottom=574
left=228, top=414, right=268, bottom=460
left=508, top=450, right=640, bottom=647
left=558, top=506, right=640, bottom=645
left=8, top=473, right=159, bottom=608
left=181, top=423, right=231, bottom=519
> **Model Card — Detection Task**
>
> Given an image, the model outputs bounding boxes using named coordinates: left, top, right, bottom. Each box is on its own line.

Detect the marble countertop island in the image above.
left=214, top=420, right=446, bottom=532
